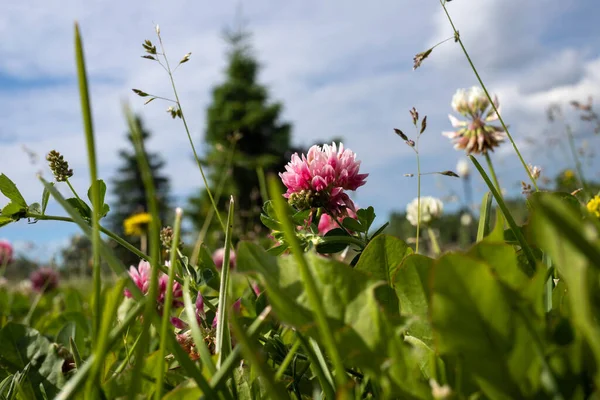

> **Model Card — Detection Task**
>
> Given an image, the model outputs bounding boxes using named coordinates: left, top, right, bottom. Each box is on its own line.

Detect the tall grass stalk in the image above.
left=126, top=105, right=163, bottom=398
left=484, top=153, right=501, bottom=195
left=155, top=208, right=183, bottom=399
left=440, top=0, right=539, bottom=191
left=470, top=156, right=536, bottom=272
left=215, top=196, right=235, bottom=367
left=566, top=124, right=590, bottom=196
left=74, top=23, right=102, bottom=347
left=182, top=278, right=217, bottom=375
left=268, top=176, right=349, bottom=394
left=154, top=28, right=225, bottom=230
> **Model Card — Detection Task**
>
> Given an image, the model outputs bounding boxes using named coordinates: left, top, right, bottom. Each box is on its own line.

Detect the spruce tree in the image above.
left=188, top=28, right=292, bottom=238
left=110, top=116, right=171, bottom=265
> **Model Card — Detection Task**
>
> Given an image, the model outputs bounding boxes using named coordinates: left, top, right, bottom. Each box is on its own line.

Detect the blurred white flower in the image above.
left=456, top=159, right=470, bottom=177
left=429, top=379, right=452, bottom=399
left=406, top=197, right=444, bottom=227
left=460, top=213, right=473, bottom=226
left=451, top=88, right=469, bottom=115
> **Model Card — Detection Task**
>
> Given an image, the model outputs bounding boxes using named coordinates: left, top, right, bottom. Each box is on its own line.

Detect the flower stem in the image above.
left=416, top=139, right=422, bottom=254
left=484, top=152, right=501, bottom=195
left=156, top=31, right=225, bottom=231
left=440, top=0, right=539, bottom=191
left=426, top=227, right=441, bottom=256
left=566, top=124, right=590, bottom=196
left=66, top=179, right=83, bottom=204
left=155, top=208, right=183, bottom=400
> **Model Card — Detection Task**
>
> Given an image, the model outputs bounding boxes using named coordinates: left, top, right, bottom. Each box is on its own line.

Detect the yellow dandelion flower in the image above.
left=587, top=195, right=600, bottom=218
left=124, top=212, right=152, bottom=236
left=564, top=169, right=575, bottom=179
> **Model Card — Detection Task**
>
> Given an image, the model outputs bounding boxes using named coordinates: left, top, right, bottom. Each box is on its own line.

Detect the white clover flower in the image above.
left=443, top=86, right=505, bottom=155
left=467, top=86, right=489, bottom=113
left=451, top=89, right=469, bottom=115
left=406, top=196, right=444, bottom=227
left=528, top=164, right=541, bottom=180
left=460, top=213, right=473, bottom=226
left=456, top=159, right=470, bottom=177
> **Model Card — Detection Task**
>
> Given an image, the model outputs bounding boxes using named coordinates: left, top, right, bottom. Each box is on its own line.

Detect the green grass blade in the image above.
left=209, top=306, right=272, bottom=390
left=296, top=333, right=336, bottom=400
left=216, top=197, right=235, bottom=367
left=56, top=301, right=146, bottom=400
left=229, top=308, right=288, bottom=399
left=86, top=279, right=128, bottom=395
left=476, top=192, right=492, bottom=242
left=74, top=22, right=102, bottom=348
left=182, top=278, right=216, bottom=376
left=156, top=208, right=184, bottom=398
left=470, top=156, right=537, bottom=273
left=124, top=105, right=163, bottom=398
left=268, top=176, right=348, bottom=391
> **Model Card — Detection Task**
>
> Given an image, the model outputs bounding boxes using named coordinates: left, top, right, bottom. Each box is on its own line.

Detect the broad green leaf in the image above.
left=392, top=254, right=433, bottom=343
left=66, top=198, right=92, bottom=220
left=87, top=179, right=106, bottom=206
left=28, top=202, right=42, bottom=215
left=356, top=206, right=376, bottom=231
left=236, top=242, right=430, bottom=398
left=1, top=202, right=25, bottom=218
left=430, top=254, right=541, bottom=399
left=529, top=192, right=600, bottom=386
left=0, top=215, right=13, bottom=227
left=41, top=183, right=53, bottom=215
left=342, top=216, right=365, bottom=232
left=354, top=234, right=412, bottom=285
left=467, top=242, right=528, bottom=291
left=0, top=323, right=65, bottom=398
left=0, top=174, right=27, bottom=208
left=260, top=213, right=281, bottom=231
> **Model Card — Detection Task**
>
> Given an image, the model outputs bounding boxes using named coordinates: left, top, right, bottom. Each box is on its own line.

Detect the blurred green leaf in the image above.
left=0, top=323, right=65, bottom=398
left=41, top=184, right=53, bottom=215
left=236, top=242, right=430, bottom=398
left=342, top=216, right=364, bottom=233
left=430, top=253, right=543, bottom=399
left=66, top=198, right=92, bottom=220
left=0, top=174, right=27, bottom=208
left=1, top=202, right=25, bottom=218
left=392, top=254, right=433, bottom=343
left=354, top=234, right=412, bottom=285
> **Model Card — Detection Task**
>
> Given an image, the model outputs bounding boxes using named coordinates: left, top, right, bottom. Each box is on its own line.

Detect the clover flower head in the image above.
left=30, top=267, right=59, bottom=293
left=124, top=260, right=183, bottom=309
left=212, top=248, right=236, bottom=270
left=444, top=87, right=506, bottom=155
left=0, top=240, right=13, bottom=265
left=279, top=142, right=368, bottom=216
left=406, top=197, right=444, bottom=227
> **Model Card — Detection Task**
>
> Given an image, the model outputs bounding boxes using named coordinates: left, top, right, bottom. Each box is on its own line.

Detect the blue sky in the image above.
left=1, top=0, right=600, bottom=262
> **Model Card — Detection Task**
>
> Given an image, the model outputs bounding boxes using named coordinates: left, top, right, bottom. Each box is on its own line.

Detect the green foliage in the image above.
left=0, top=323, right=66, bottom=398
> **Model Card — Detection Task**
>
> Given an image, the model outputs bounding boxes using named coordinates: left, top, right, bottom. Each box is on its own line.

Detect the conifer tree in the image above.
left=188, top=27, right=292, bottom=238
left=110, top=116, right=171, bottom=265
